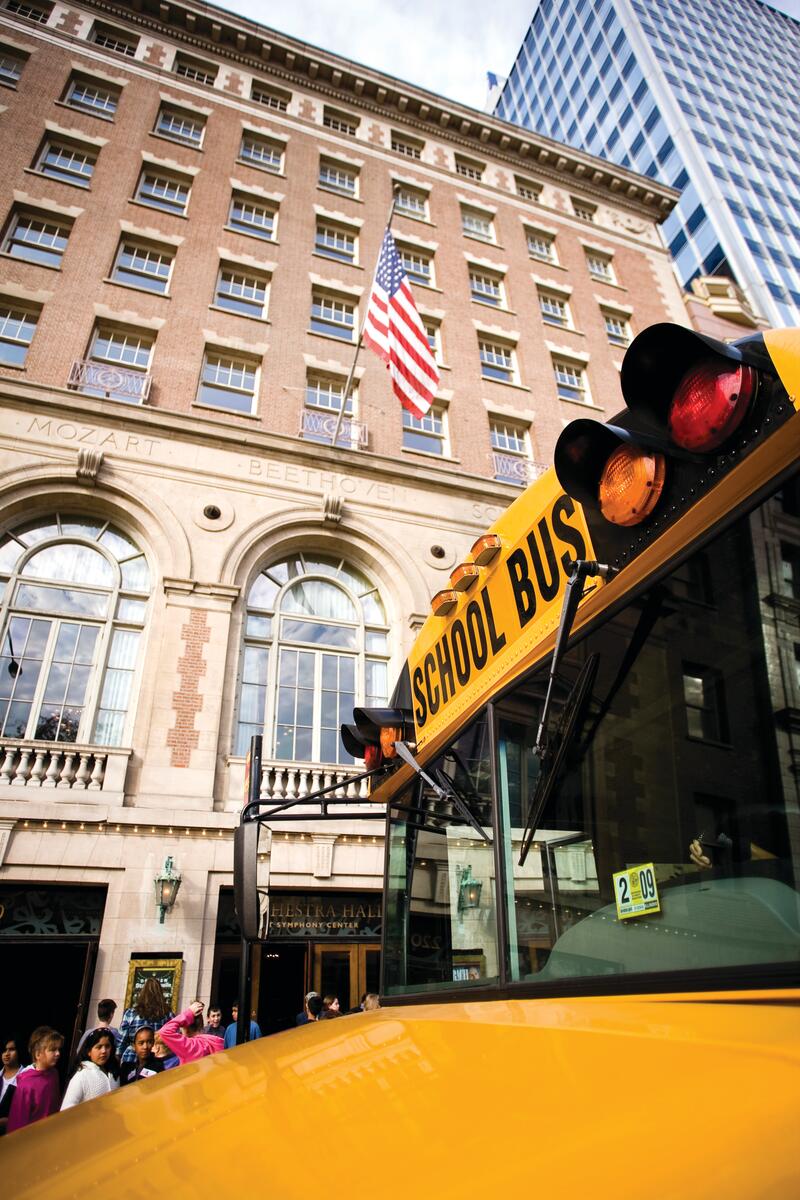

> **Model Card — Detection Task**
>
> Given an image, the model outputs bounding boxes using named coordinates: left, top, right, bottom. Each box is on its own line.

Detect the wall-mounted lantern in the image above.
left=457, top=864, right=482, bottom=913
left=154, top=855, right=181, bottom=924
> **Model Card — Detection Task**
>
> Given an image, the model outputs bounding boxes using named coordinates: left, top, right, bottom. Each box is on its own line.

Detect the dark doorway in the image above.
left=258, top=943, right=306, bottom=1035
left=0, top=941, right=97, bottom=1082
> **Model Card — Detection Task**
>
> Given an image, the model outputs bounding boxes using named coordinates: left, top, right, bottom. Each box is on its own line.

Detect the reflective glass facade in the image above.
left=495, top=0, right=800, bottom=325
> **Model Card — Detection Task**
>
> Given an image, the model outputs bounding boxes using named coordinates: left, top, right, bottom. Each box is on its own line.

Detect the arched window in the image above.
left=0, top=514, right=150, bottom=746
left=236, top=553, right=390, bottom=763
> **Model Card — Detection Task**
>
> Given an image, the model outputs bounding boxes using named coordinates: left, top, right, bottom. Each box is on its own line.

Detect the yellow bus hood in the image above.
left=6, top=992, right=799, bottom=1199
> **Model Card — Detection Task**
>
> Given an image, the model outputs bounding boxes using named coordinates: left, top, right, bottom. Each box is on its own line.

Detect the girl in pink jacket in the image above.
left=158, top=1002, right=224, bottom=1065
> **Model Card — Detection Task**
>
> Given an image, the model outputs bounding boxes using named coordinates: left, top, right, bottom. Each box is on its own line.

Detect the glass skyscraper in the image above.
left=494, top=0, right=800, bottom=326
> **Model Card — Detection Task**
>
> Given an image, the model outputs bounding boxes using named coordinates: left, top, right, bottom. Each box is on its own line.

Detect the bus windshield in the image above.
left=384, top=480, right=800, bottom=996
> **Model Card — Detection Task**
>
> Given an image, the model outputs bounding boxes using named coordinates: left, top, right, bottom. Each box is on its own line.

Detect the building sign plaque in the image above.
left=268, top=892, right=382, bottom=939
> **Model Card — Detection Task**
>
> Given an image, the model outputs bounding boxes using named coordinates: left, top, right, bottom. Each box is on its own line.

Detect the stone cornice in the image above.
left=67, top=0, right=678, bottom=218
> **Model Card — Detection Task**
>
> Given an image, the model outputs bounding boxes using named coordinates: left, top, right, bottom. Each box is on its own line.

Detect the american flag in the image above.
left=362, top=230, right=440, bottom=418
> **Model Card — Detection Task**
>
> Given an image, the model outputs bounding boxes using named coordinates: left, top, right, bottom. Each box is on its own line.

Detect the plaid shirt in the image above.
left=118, top=1008, right=174, bottom=1064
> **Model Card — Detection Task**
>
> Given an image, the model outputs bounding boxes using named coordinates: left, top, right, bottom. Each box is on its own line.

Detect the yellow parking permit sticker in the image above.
left=613, top=863, right=661, bottom=920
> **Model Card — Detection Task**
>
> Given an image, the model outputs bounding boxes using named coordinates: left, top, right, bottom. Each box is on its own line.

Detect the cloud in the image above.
left=223, top=0, right=533, bottom=109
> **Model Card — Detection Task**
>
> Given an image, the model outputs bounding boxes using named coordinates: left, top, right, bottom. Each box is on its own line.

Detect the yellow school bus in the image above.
left=5, top=323, right=800, bottom=1198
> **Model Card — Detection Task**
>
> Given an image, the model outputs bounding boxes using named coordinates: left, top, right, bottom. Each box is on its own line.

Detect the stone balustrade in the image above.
left=260, top=759, right=372, bottom=802
left=0, top=740, right=131, bottom=804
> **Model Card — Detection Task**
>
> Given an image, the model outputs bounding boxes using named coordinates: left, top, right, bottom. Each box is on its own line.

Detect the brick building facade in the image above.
left=0, top=0, right=687, bottom=1044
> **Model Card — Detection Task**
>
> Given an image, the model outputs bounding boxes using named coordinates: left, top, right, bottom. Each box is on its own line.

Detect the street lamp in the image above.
left=154, top=856, right=181, bottom=924
left=457, top=864, right=482, bottom=913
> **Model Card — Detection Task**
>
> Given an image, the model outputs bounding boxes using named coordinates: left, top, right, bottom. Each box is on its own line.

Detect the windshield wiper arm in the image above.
left=534, top=559, right=614, bottom=760
left=519, top=651, right=600, bottom=868
left=394, top=741, right=491, bottom=844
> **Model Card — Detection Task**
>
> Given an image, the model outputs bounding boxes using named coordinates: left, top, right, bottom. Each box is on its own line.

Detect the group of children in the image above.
left=0, top=999, right=224, bottom=1136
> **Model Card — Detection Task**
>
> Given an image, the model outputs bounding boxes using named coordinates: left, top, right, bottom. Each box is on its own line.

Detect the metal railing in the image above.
left=492, top=452, right=548, bottom=486
left=68, top=359, right=152, bottom=403
left=300, top=408, right=368, bottom=448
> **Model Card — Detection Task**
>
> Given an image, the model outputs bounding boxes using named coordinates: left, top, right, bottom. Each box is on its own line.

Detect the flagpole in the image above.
left=330, top=189, right=400, bottom=447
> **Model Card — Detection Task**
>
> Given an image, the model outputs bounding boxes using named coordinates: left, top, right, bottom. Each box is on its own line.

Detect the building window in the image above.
left=539, top=290, right=570, bottom=327
left=155, top=105, right=205, bottom=148
left=75, top=323, right=154, bottom=404
left=402, top=405, right=446, bottom=455
left=586, top=251, right=615, bottom=282
left=554, top=358, right=588, bottom=404
left=461, top=207, right=494, bottom=242
left=422, top=319, right=442, bottom=363
left=455, top=154, right=484, bottom=181
left=0, top=300, right=39, bottom=365
left=0, top=514, right=150, bottom=746
left=391, top=132, right=423, bottom=159
left=197, top=350, right=259, bottom=414
left=2, top=209, right=70, bottom=267
left=90, top=23, right=137, bottom=56
left=0, top=45, right=27, bottom=85
left=64, top=74, right=119, bottom=118
left=251, top=82, right=289, bottom=111
left=173, top=53, right=216, bottom=86
left=111, top=239, right=174, bottom=295
left=603, top=311, right=631, bottom=345
left=490, top=418, right=533, bottom=486
left=5, top=0, right=50, bottom=22
left=227, top=192, right=276, bottom=241
left=682, top=663, right=728, bottom=742
left=323, top=106, right=358, bottom=135
left=516, top=176, right=541, bottom=201
left=214, top=264, right=269, bottom=320
left=310, top=291, right=356, bottom=341
left=780, top=543, right=800, bottom=600
left=398, top=245, right=433, bottom=287
left=318, top=158, right=358, bottom=198
left=235, top=553, right=389, bottom=763
left=314, top=220, right=356, bottom=264
left=395, top=186, right=428, bottom=221
left=479, top=338, right=515, bottom=384
left=526, top=228, right=556, bottom=262
left=470, top=268, right=504, bottom=307
left=303, top=373, right=363, bottom=447
left=239, top=132, right=283, bottom=174
left=134, top=168, right=191, bottom=216
left=35, top=137, right=96, bottom=188
left=572, top=198, right=597, bottom=222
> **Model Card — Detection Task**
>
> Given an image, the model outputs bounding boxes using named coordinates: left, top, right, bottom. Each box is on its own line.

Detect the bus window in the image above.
left=384, top=713, right=498, bottom=994
left=497, top=483, right=800, bottom=985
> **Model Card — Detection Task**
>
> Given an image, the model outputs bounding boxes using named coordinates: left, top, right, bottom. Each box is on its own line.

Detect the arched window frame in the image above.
left=0, top=514, right=151, bottom=747
left=235, top=552, right=391, bottom=764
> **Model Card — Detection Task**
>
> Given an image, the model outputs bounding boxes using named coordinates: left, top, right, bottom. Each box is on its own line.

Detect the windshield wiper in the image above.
left=394, top=740, right=492, bottom=844
left=518, top=651, right=599, bottom=866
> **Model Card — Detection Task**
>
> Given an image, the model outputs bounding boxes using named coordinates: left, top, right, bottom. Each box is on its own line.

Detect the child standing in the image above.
left=160, top=1001, right=224, bottom=1064
left=6, top=1028, right=63, bottom=1133
left=120, top=1027, right=163, bottom=1086
left=61, top=1029, right=120, bottom=1111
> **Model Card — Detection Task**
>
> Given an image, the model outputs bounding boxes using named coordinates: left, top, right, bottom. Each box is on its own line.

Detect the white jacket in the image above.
left=61, top=1061, right=120, bottom=1110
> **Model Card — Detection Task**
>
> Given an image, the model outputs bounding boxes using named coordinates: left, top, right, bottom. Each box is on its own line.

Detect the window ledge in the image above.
left=463, top=234, right=503, bottom=250
left=472, top=299, right=515, bottom=315
left=529, top=257, right=567, bottom=270
left=311, top=252, right=363, bottom=270
left=407, top=281, right=443, bottom=294
left=223, top=224, right=278, bottom=247
left=589, top=277, right=628, bottom=292
left=191, top=400, right=261, bottom=420
left=400, top=447, right=460, bottom=463
left=23, top=167, right=91, bottom=191
left=55, top=100, right=115, bottom=123
left=103, top=276, right=170, bottom=299
left=558, top=395, right=603, bottom=409
left=395, top=212, right=436, bottom=229
left=0, top=79, right=18, bottom=91
left=0, top=250, right=61, bottom=272
left=236, top=158, right=285, bottom=179
left=685, top=735, right=733, bottom=751
left=542, top=324, right=586, bottom=338
left=481, top=377, right=531, bottom=393
left=149, top=130, right=204, bottom=153
left=209, top=304, right=270, bottom=325
left=127, top=198, right=188, bottom=220
left=307, top=328, right=357, bottom=348
left=317, top=184, right=363, bottom=204
left=0, top=361, right=27, bottom=372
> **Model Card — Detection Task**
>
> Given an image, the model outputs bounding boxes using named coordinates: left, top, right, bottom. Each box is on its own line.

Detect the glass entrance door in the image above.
left=312, top=942, right=380, bottom=1011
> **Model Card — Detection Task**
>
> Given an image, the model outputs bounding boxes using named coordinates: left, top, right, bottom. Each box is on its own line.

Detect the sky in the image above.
left=219, top=0, right=800, bottom=112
